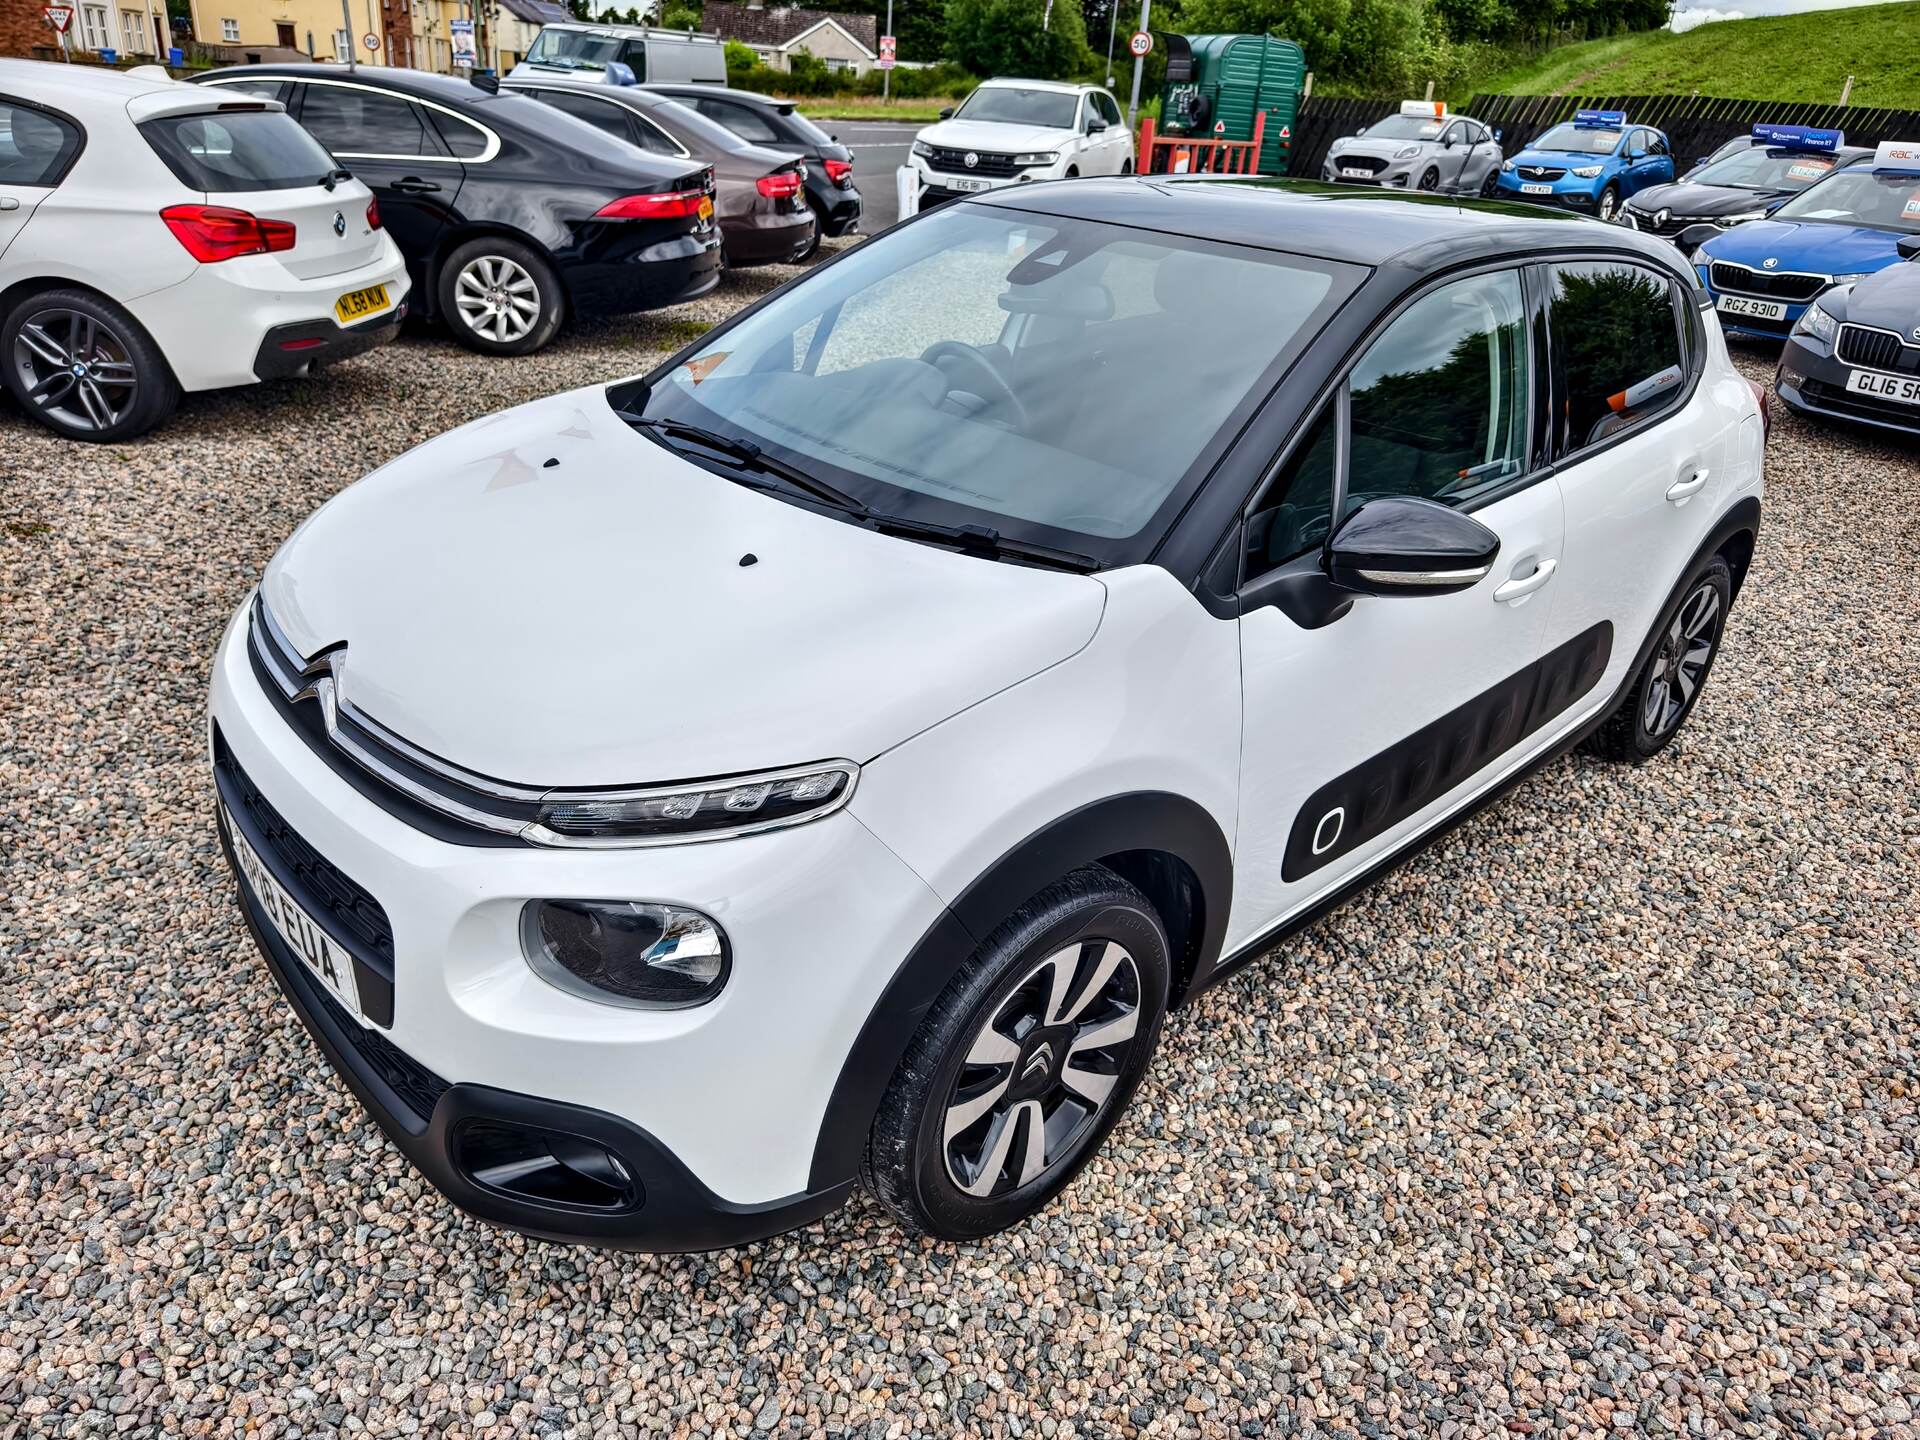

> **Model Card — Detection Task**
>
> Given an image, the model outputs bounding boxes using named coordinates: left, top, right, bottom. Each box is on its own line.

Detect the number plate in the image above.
left=1520, top=182, right=1554, bottom=195
left=1716, top=294, right=1787, bottom=321
left=334, top=283, right=392, bottom=325
left=1339, top=167, right=1373, bottom=179
left=1846, top=368, right=1920, bottom=405
left=947, top=177, right=992, bottom=192
left=224, top=805, right=365, bottom=1024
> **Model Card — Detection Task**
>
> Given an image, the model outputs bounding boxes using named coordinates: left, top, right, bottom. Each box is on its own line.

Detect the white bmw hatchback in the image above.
left=0, top=59, right=408, bottom=441
left=210, top=180, right=1766, bottom=1250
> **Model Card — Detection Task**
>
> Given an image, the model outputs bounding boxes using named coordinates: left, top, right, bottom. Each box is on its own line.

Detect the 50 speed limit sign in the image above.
left=1128, top=30, right=1152, bottom=57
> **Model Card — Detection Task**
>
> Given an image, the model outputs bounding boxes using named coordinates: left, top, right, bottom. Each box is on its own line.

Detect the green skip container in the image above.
left=1156, top=33, right=1307, bottom=176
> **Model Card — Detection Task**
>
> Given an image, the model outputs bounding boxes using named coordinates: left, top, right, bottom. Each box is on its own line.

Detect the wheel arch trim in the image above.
left=807, top=791, right=1231, bottom=1191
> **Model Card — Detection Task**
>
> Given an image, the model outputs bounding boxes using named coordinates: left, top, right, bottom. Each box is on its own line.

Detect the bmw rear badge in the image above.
left=333, top=211, right=347, bottom=237
left=1762, top=257, right=1779, bottom=269
left=964, top=152, right=979, bottom=169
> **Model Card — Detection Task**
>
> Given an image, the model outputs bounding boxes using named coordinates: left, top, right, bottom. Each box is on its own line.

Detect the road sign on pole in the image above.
left=42, top=4, right=73, bottom=31
left=1125, top=0, right=1150, bottom=131
left=1128, top=29, right=1151, bottom=57
left=880, top=0, right=893, bottom=97
left=878, top=34, right=895, bottom=68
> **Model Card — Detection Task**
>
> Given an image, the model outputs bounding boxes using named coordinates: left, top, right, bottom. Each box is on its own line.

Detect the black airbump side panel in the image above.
left=1282, top=621, right=1613, bottom=882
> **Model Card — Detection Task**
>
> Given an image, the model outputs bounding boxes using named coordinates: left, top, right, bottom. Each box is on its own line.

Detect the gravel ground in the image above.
left=2, top=257, right=1917, bottom=1439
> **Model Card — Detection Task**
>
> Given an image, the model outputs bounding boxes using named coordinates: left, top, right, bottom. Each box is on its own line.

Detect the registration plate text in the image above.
left=1846, top=368, right=1920, bottom=406
left=225, top=806, right=365, bottom=1023
left=334, top=284, right=392, bottom=325
left=1520, top=182, right=1554, bottom=195
left=1716, top=294, right=1787, bottom=321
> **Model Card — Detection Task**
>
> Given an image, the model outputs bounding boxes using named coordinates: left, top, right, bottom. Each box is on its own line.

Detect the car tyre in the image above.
left=1586, top=556, right=1732, bottom=763
left=1418, top=165, right=1440, bottom=191
left=863, top=864, right=1171, bottom=1240
left=438, top=236, right=565, bottom=356
left=1, top=288, right=178, bottom=442
left=1480, top=169, right=1500, bottom=197
left=1597, top=183, right=1621, bottom=222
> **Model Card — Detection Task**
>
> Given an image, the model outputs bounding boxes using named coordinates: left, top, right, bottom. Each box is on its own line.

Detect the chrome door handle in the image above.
left=1667, top=468, right=1709, bottom=502
left=1493, top=557, right=1557, bottom=603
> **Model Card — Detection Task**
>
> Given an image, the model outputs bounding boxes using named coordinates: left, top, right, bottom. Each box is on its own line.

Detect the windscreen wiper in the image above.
left=623, top=414, right=869, bottom=514
left=867, top=514, right=1101, bottom=573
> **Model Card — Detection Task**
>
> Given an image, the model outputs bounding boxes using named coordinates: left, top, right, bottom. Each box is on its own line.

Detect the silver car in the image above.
left=1323, top=105, right=1504, bottom=197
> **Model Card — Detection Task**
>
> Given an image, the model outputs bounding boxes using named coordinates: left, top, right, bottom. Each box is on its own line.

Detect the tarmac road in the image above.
left=834, top=119, right=919, bottom=235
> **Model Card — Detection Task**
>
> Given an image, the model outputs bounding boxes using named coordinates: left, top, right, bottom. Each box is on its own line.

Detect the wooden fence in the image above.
left=1281, top=91, right=1920, bottom=179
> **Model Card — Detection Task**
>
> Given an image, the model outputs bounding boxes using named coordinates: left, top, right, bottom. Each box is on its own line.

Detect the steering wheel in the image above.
left=920, top=341, right=1031, bottom=432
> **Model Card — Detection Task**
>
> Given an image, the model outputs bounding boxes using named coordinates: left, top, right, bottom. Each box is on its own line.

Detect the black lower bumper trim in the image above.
left=216, top=808, right=853, bottom=1250
left=252, top=309, right=404, bottom=381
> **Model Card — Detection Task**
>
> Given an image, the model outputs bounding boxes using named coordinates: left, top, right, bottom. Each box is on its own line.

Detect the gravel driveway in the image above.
left=2, top=254, right=1917, bottom=1438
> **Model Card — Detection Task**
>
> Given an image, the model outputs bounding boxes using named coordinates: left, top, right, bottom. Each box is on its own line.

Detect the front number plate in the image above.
left=1846, top=368, right=1920, bottom=405
left=946, top=177, right=992, bottom=192
left=1339, top=167, right=1373, bottom=179
left=334, top=283, right=392, bottom=325
left=225, top=805, right=365, bottom=1024
left=1716, top=294, right=1787, bottom=321
left=1520, top=182, right=1554, bottom=195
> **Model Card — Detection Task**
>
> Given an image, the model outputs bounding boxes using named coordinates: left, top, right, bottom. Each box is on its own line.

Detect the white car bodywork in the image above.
left=901, top=79, right=1133, bottom=216
left=0, top=59, right=408, bottom=394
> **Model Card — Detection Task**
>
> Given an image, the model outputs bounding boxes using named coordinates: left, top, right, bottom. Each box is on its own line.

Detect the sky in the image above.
left=1670, top=0, right=1915, bottom=29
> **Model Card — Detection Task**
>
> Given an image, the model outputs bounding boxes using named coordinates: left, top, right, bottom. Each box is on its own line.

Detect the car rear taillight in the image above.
left=823, top=158, right=852, bottom=187
left=1748, top=377, right=1771, bottom=443
left=756, top=168, right=803, bottom=199
left=366, top=198, right=382, bottom=231
left=159, top=204, right=296, bottom=262
left=593, top=190, right=708, bottom=220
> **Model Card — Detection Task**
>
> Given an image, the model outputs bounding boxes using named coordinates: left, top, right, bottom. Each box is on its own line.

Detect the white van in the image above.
left=508, top=23, right=727, bottom=85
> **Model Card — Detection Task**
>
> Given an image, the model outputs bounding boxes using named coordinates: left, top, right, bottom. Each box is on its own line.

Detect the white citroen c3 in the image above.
left=0, top=59, right=408, bottom=441
left=210, top=179, right=1765, bottom=1250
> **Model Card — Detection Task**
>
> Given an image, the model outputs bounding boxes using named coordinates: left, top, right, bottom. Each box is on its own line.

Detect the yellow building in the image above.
left=184, top=0, right=387, bottom=61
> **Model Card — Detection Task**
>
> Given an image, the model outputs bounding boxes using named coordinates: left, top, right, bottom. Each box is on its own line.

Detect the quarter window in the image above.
left=1244, top=403, right=1337, bottom=575
left=0, top=100, right=82, bottom=187
left=299, top=84, right=444, bottom=158
left=701, top=99, right=779, bottom=144
left=1346, top=268, right=1529, bottom=512
left=533, top=89, right=630, bottom=143
left=429, top=110, right=491, bottom=160
left=1544, top=262, right=1686, bottom=453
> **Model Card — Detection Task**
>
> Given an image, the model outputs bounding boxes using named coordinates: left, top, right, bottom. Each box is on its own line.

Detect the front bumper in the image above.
left=1697, top=269, right=1813, bottom=340
left=907, top=156, right=1061, bottom=208
left=1322, top=155, right=1419, bottom=188
left=1776, top=336, right=1920, bottom=436
left=1494, top=173, right=1605, bottom=209
left=207, top=597, right=949, bottom=1248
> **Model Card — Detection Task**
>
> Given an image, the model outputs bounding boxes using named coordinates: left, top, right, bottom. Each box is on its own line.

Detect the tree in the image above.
left=945, top=0, right=1096, bottom=79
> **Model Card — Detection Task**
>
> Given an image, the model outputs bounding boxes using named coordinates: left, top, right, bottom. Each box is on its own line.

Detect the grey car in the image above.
left=1323, top=107, right=1504, bottom=197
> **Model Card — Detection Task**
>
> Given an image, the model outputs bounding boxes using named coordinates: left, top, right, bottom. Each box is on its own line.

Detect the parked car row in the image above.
left=0, top=58, right=858, bottom=440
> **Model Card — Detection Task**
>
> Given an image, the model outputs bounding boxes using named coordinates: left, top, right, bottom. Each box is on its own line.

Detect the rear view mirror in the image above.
left=1088, top=118, right=1108, bottom=133
left=1629, top=148, right=1647, bottom=161
left=939, top=106, right=955, bottom=120
left=1325, top=496, right=1499, bottom=597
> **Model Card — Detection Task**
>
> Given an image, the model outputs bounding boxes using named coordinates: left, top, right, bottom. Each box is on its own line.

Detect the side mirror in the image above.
left=938, top=106, right=954, bottom=120
left=1087, top=117, right=1108, bottom=134
left=1325, top=496, right=1499, bottom=597
left=1674, top=222, right=1723, bottom=255
left=1442, top=134, right=1456, bottom=148
left=1897, top=235, right=1920, bottom=261
left=1628, top=148, right=1646, bottom=161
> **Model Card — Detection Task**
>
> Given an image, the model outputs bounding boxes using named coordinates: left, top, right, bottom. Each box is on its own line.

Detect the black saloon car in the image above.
left=194, top=66, right=722, bottom=354
left=644, top=84, right=859, bottom=249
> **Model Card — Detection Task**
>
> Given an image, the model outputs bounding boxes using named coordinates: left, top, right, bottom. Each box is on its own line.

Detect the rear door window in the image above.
left=139, top=109, right=336, bottom=192
left=0, top=99, right=82, bottom=187
left=299, top=83, right=448, bottom=158
left=1544, top=261, right=1688, bottom=454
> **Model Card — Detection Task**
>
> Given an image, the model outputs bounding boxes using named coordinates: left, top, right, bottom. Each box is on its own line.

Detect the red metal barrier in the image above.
left=1139, top=112, right=1267, bottom=176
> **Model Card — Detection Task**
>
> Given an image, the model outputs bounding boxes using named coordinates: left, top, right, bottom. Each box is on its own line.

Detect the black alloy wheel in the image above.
left=1588, top=555, right=1732, bottom=762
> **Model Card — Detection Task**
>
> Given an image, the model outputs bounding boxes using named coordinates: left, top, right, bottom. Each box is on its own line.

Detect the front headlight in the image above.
left=1501, top=160, right=1515, bottom=173
left=911, top=139, right=934, bottom=158
left=531, top=761, right=857, bottom=846
left=1792, top=292, right=1845, bottom=346
left=1394, top=145, right=1420, bottom=160
left=1013, top=151, right=1058, bottom=166
left=521, top=900, right=729, bottom=1009
left=1722, top=208, right=1767, bottom=225
left=1831, top=272, right=1872, bottom=285
left=1571, top=165, right=1604, bottom=178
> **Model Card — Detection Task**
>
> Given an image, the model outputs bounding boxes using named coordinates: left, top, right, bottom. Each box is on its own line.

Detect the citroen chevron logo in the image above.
left=1022, top=1044, right=1054, bottom=1080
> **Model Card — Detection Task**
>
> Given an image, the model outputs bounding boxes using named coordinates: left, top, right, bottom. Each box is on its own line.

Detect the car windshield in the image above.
left=954, top=87, right=1079, bottom=129
left=1362, top=115, right=1445, bottom=142
left=1532, top=123, right=1621, bottom=155
left=139, top=110, right=335, bottom=192
left=1694, top=147, right=1842, bottom=191
left=1772, top=169, right=1920, bottom=232
left=630, top=204, right=1356, bottom=560
left=526, top=28, right=621, bottom=69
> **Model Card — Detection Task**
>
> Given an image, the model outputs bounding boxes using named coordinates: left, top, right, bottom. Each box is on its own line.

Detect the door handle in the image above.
left=389, top=178, right=442, bottom=194
left=0, top=196, right=17, bottom=211
left=1667, top=468, right=1709, bottom=503
left=1493, top=557, right=1557, bottom=604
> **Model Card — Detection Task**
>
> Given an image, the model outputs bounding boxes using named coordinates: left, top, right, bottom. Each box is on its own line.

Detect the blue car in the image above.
left=1494, top=110, right=1676, bottom=221
left=1697, top=141, right=1920, bottom=340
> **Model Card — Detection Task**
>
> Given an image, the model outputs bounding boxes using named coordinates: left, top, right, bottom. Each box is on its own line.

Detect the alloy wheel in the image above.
left=10, top=308, right=138, bottom=433
left=941, top=938, right=1143, bottom=1199
left=1598, top=188, right=1618, bottom=222
left=1642, top=580, right=1721, bottom=736
left=1418, top=167, right=1440, bottom=191
left=453, top=254, right=541, bottom=344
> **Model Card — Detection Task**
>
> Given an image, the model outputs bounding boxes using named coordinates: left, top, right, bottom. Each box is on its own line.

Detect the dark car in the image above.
left=193, top=66, right=721, bottom=355
left=503, top=78, right=814, bottom=268
left=645, top=84, right=859, bottom=250
left=1622, top=125, right=1873, bottom=250
left=1776, top=236, right=1920, bottom=435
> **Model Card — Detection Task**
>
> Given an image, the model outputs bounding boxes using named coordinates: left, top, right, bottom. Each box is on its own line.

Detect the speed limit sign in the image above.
left=1128, top=30, right=1152, bottom=57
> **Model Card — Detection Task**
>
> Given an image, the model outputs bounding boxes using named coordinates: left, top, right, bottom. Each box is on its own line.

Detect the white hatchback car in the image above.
left=0, top=60, right=408, bottom=441
left=906, top=78, right=1133, bottom=211
left=210, top=181, right=1766, bottom=1251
